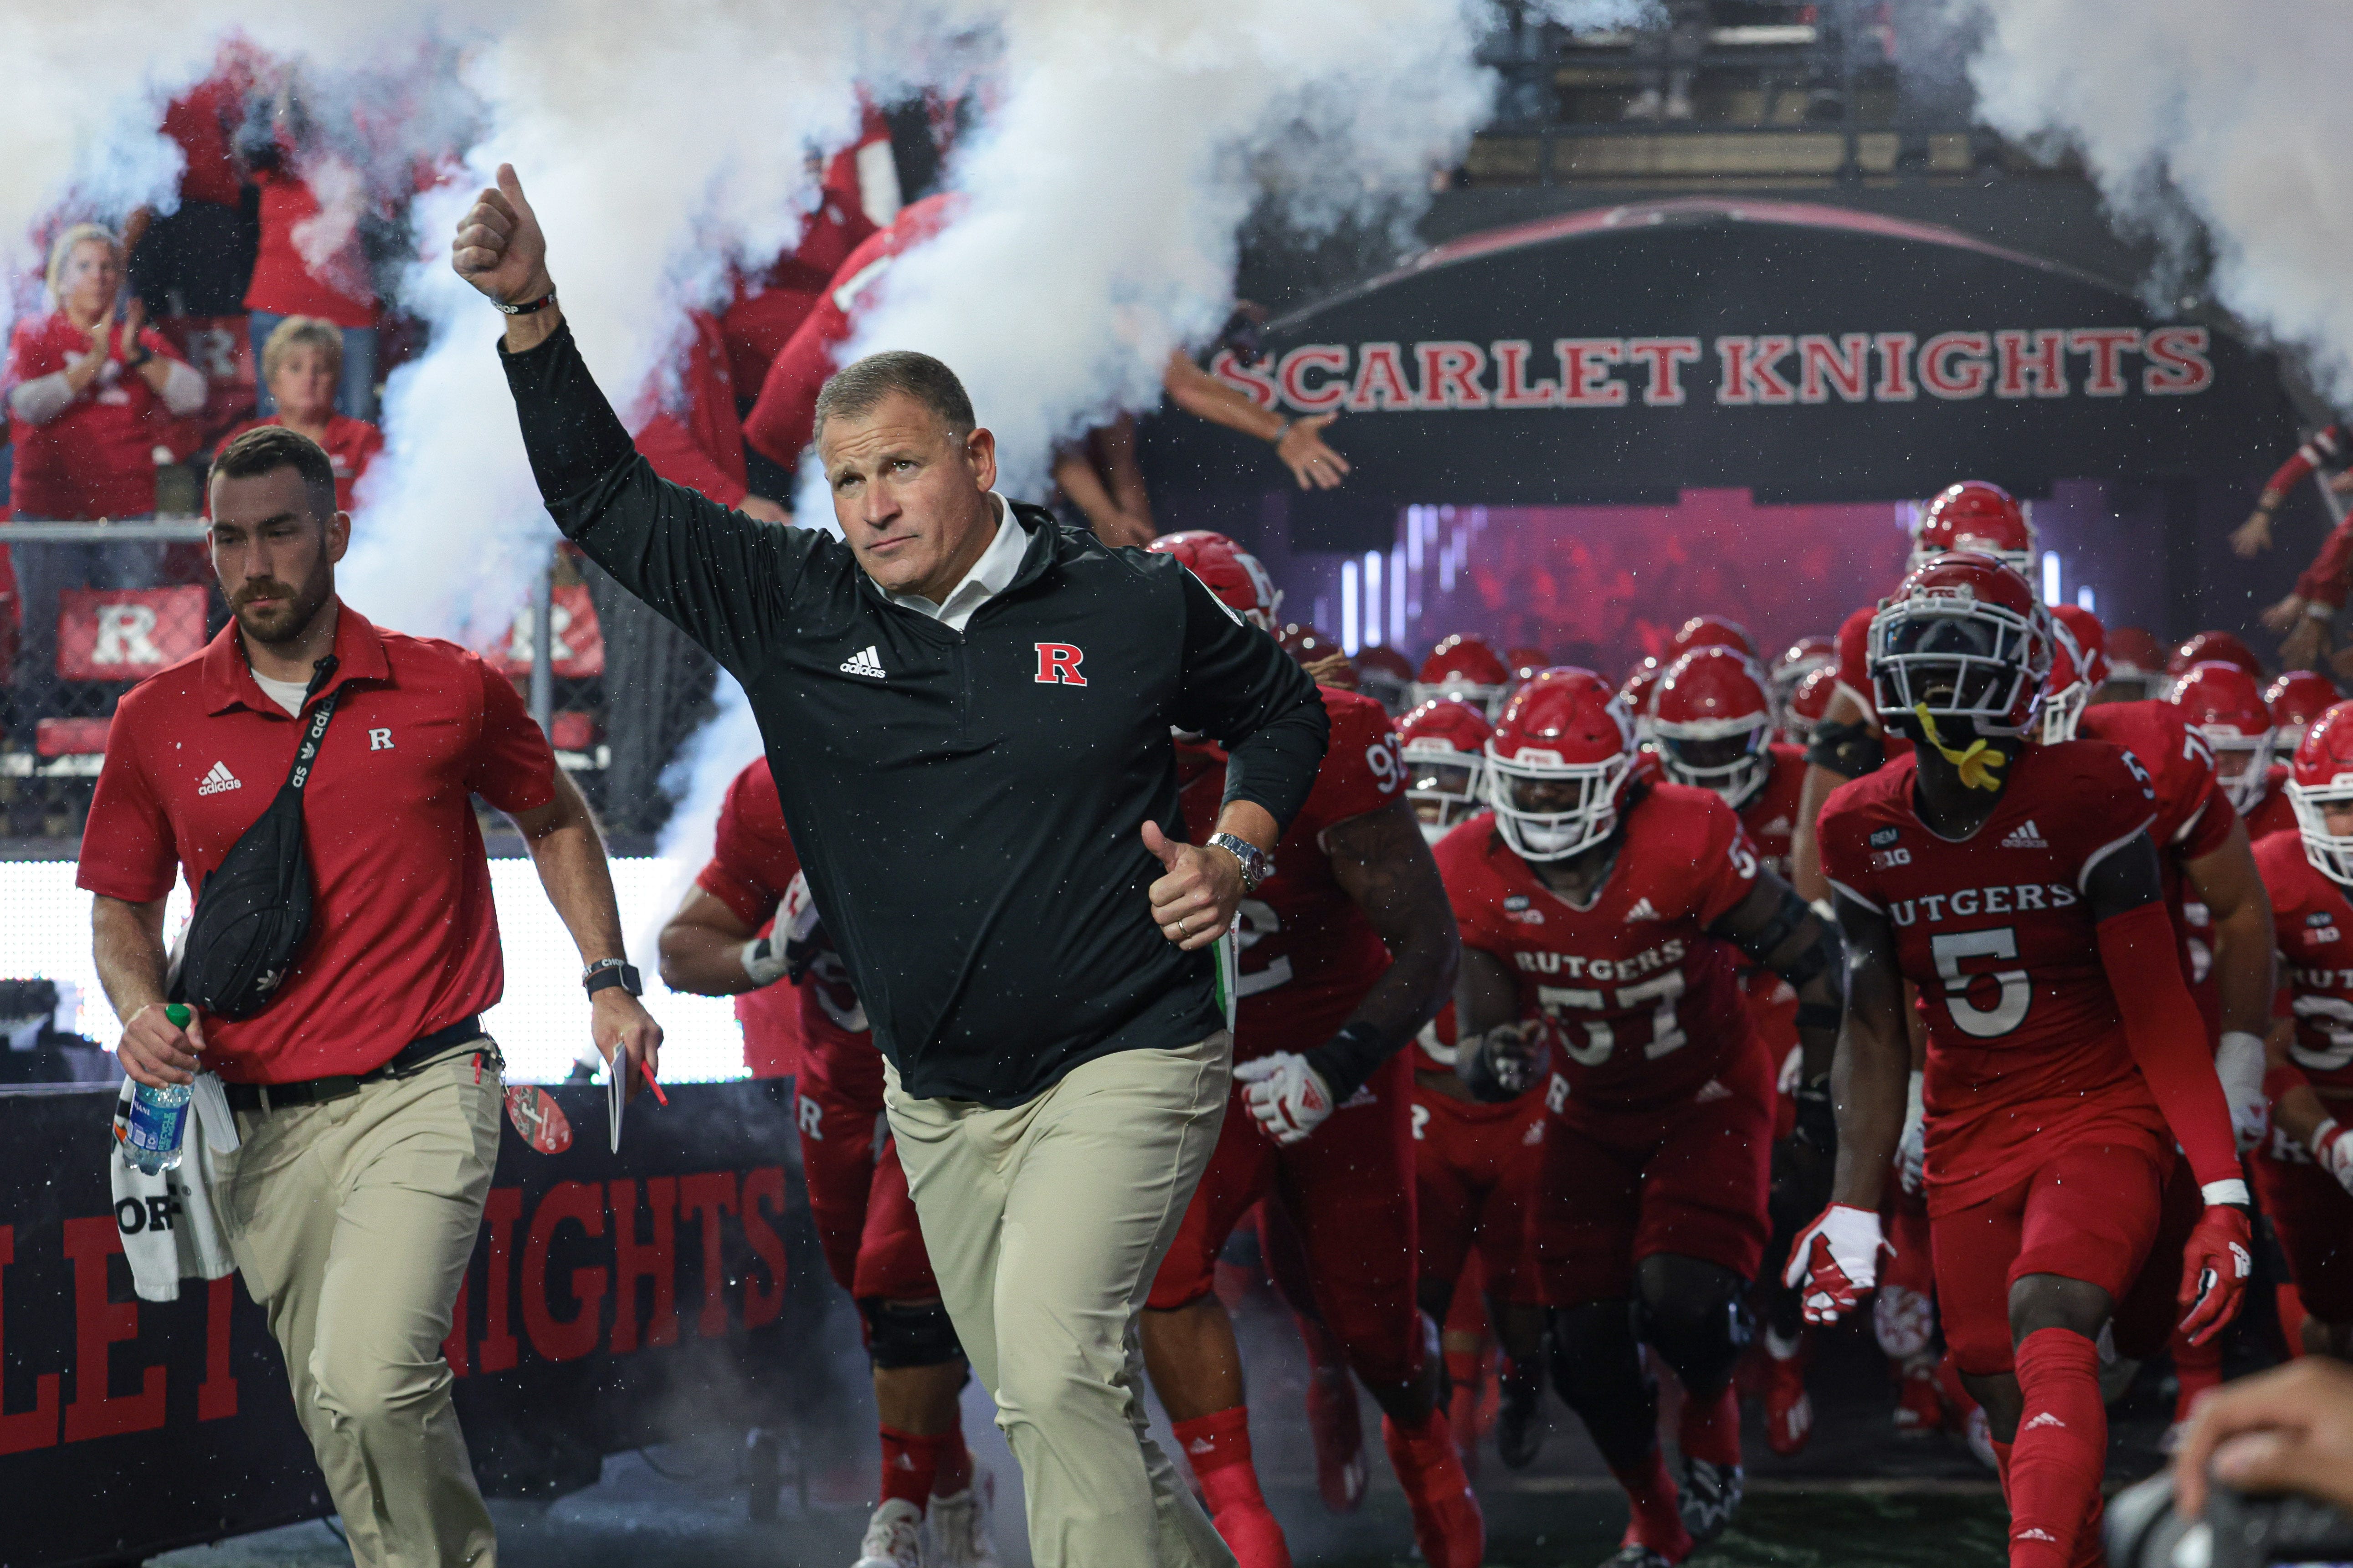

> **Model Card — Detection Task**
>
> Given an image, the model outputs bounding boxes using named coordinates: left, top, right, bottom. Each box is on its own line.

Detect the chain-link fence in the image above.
left=1, top=528, right=708, bottom=844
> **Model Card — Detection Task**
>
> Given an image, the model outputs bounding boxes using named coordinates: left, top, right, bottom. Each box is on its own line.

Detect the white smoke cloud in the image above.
left=1960, top=0, right=2353, bottom=410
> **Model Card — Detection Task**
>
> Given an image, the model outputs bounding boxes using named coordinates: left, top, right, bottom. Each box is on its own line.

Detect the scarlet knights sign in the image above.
left=1156, top=198, right=2300, bottom=507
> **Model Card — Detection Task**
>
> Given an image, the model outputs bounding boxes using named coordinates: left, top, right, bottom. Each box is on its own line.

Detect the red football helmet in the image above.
left=2042, top=603, right=2108, bottom=743
left=2167, top=630, right=2264, bottom=681
left=1869, top=551, right=2052, bottom=740
left=1666, top=614, right=1758, bottom=661
left=1485, top=668, right=1638, bottom=862
left=1783, top=663, right=1837, bottom=747
left=1507, top=645, right=1552, bottom=681
left=1650, top=647, right=1776, bottom=810
left=1412, top=634, right=1513, bottom=717
left=1397, top=698, right=1493, bottom=843
left=1911, top=481, right=2034, bottom=571
left=1353, top=644, right=1415, bottom=714
left=1147, top=531, right=1281, bottom=631
left=1276, top=623, right=1356, bottom=687
left=1618, top=655, right=1665, bottom=733
left=2288, top=701, right=2353, bottom=886
left=2266, top=670, right=2342, bottom=754
left=2168, top=661, right=2276, bottom=815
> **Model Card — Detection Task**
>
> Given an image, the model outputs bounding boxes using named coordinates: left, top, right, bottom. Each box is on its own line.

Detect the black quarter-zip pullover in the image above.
left=501, top=323, right=1328, bottom=1104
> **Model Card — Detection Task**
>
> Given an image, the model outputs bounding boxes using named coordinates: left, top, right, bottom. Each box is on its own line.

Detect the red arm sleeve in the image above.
left=633, top=411, right=750, bottom=509
left=2263, top=447, right=2320, bottom=507
left=2097, top=898, right=2243, bottom=1191
left=2293, top=516, right=2353, bottom=607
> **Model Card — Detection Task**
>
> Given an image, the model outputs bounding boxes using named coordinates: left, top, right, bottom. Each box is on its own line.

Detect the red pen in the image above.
left=639, top=1060, right=668, bottom=1106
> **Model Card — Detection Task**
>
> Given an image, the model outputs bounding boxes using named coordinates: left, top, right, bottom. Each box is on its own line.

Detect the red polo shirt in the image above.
left=77, top=602, right=557, bottom=1082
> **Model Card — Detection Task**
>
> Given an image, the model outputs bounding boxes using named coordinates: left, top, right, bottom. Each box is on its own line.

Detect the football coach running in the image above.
left=455, top=166, right=1329, bottom=1567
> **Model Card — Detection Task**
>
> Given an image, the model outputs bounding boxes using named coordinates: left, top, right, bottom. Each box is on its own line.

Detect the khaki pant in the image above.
left=216, top=1049, right=502, bottom=1568
left=885, top=1032, right=1237, bottom=1568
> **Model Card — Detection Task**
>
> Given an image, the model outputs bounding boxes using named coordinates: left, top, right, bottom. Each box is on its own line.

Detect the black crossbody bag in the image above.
left=177, top=656, right=343, bottom=1020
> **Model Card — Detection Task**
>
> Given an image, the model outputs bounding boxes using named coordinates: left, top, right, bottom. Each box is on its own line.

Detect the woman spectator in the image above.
left=5, top=225, right=205, bottom=712
left=221, top=317, right=383, bottom=511
left=239, top=84, right=381, bottom=421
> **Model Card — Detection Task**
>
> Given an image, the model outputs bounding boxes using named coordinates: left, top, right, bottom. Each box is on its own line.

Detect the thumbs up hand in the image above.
left=452, top=162, right=554, bottom=308
left=1143, top=820, right=1244, bottom=951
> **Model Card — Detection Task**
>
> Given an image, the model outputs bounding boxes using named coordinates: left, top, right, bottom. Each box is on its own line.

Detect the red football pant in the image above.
left=1412, top=1084, right=1545, bottom=1308
left=2253, top=1134, right=2353, bottom=1321
left=1533, top=1044, right=1774, bottom=1305
left=796, top=1056, right=938, bottom=1303
left=1150, top=1054, right=1422, bottom=1388
left=1929, top=1133, right=2168, bottom=1378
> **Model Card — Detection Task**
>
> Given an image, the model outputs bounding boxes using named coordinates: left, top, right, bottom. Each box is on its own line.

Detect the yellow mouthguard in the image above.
left=1914, top=704, right=2007, bottom=792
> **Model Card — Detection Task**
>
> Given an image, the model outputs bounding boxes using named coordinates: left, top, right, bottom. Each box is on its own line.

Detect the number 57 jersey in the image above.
left=1436, top=782, right=1764, bottom=1114
left=1817, top=741, right=2175, bottom=1212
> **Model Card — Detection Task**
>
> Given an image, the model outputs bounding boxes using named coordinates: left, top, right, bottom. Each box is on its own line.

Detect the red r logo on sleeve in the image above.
left=1034, top=643, right=1088, bottom=686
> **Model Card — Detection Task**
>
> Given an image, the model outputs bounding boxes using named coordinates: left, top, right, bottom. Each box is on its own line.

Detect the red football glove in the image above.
left=2177, top=1203, right=2255, bottom=1347
left=1783, top=1203, right=1886, bottom=1327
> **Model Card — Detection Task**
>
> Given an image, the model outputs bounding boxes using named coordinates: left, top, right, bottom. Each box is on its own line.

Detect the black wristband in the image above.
left=1303, top=1020, right=1394, bottom=1108
left=1791, top=1074, right=1838, bottom=1157
left=1806, top=717, right=1885, bottom=781
left=496, top=288, right=559, bottom=317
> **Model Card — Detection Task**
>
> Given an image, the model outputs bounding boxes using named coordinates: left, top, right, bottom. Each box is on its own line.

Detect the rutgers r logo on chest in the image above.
left=1033, top=643, right=1087, bottom=686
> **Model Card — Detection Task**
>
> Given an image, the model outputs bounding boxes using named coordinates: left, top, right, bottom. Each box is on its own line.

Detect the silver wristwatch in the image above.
left=1206, top=832, right=1273, bottom=894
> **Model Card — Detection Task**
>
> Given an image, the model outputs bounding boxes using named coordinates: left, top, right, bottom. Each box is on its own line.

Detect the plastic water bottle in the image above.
left=124, top=1004, right=195, bottom=1175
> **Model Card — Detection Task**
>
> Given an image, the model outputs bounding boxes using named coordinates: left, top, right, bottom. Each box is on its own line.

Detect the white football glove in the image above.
left=1233, top=1052, right=1334, bottom=1146
left=2313, top=1118, right=2353, bottom=1197
left=741, top=933, right=791, bottom=987
left=2214, top=1031, right=2271, bottom=1153
left=1783, top=1203, right=1886, bottom=1326
left=1896, top=1069, right=1927, bottom=1195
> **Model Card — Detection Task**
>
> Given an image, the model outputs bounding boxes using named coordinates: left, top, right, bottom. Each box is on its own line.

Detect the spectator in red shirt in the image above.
left=221, top=317, right=383, bottom=511
left=88, top=424, right=661, bottom=1568
left=125, top=51, right=261, bottom=319
left=7, top=224, right=208, bottom=703
left=238, top=82, right=381, bottom=421
left=633, top=311, right=786, bottom=520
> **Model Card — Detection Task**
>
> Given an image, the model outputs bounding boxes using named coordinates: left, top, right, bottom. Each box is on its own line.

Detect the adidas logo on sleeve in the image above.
left=837, top=645, right=887, bottom=679
left=196, top=761, right=242, bottom=796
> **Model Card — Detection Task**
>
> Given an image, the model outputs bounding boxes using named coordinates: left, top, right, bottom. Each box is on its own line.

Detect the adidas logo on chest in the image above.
left=196, top=761, right=241, bottom=796
left=1999, top=819, right=2049, bottom=850
left=837, top=645, right=887, bottom=679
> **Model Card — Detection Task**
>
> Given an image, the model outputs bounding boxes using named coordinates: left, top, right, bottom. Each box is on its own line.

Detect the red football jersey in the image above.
left=696, top=758, right=873, bottom=1078
left=1818, top=742, right=2174, bottom=1209
left=1181, top=685, right=1402, bottom=1058
left=2253, top=829, right=2353, bottom=1096
left=1437, top=783, right=1762, bottom=1112
left=1739, top=743, right=1808, bottom=875
left=2076, top=700, right=2232, bottom=867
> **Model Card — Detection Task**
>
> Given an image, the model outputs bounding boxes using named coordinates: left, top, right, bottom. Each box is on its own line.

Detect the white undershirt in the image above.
left=884, top=493, right=1026, bottom=633
left=251, top=672, right=309, bottom=715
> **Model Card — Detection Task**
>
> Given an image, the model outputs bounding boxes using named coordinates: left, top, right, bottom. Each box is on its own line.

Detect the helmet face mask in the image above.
left=1483, top=670, right=1639, bottom=863
left=2206, top=729, right=2276, bottom=814
left=1397, top=698, right=1493, bottom=844
left=1486, top=746, right=1634, bottom=861
left=2287, top=701, right=2353, bottom=884
left=1650, top=646, right=1775, bottom=810
left=1869, top=554, right=2051, bottom=741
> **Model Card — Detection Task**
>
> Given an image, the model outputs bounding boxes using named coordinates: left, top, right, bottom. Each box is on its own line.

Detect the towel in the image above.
left=109, top=1073, right=240, bottom=1302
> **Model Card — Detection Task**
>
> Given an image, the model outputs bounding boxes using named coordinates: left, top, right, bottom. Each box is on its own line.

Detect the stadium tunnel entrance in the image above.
left=1139, top=198, right=2307, bottom=671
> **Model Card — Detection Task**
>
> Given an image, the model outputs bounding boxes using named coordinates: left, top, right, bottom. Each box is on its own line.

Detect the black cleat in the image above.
left=1495, top=1356, right=1546, bottom=1469
left=1678, top=1457, right=1744, bottom=1545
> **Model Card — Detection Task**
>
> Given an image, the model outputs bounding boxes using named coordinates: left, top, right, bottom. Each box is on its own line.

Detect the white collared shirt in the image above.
left=884, top=492, right=1027, bottom=633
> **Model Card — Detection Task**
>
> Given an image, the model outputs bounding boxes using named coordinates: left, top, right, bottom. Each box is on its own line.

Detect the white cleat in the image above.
left=854, top=1497, right=925, bottom=1568
left=927, top=1469, right=1001, bottom=1568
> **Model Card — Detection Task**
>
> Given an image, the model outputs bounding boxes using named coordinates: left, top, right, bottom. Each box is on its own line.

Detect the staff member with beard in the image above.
left=80, top=424, right=662, bottom=1568
left=455, top=167, right=1329, bottom=1568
